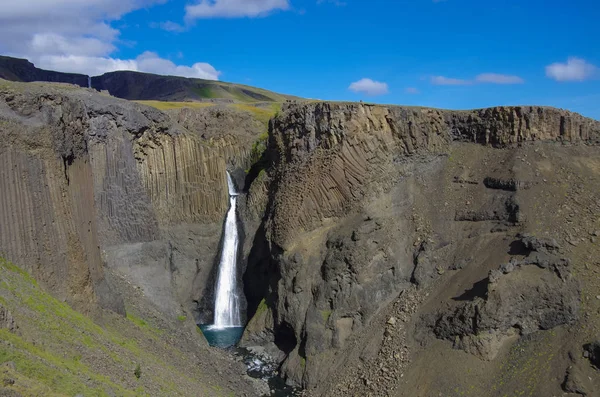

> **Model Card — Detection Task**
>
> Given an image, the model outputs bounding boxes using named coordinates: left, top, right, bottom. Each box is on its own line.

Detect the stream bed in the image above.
left=198, top=325, right=301, bottom=397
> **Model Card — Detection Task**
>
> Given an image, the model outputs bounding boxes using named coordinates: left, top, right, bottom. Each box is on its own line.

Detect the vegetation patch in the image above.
left=135, top=100, right=214, bottom=111
left=232, top=103, right=280, bottom=127
left=255, top=299, right=268, bottom=316
left=320, top=310, right=333, bottom=323
left=0, top=257, right=228, bottom=396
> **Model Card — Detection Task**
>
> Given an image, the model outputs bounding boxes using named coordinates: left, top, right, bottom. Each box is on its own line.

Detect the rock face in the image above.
left=0, top=80, right=265, bottom=319
left=584, top=340, right=600, bottom=369
left=0, top=56, right=88, bottom=87
left=0, top=304, right=17, bottom=333
left=241, top=101, right=600, bottom=392
left=2, top=81, right=600, bottom=396
left=431, top=235, right=580, bottom=360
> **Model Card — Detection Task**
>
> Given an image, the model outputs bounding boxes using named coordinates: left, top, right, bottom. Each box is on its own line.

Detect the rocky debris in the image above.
left=519, top=234, right=561, bottom=253
left=454, top=195, right=520, bottom=223
left=583, top=340, right=600, bottom=369
left=453, top=176, right=479, bottom=185
left=483, top=176, right=531, bottom=191
left=450, top=257, right=471, bottom=271
left=0, top=305, right=17, bottom=333
left=429, top=235, right=580, bottom=360
left=562, top=367, right=590, bottom=396
left=325, top=287, right=424, bottom=397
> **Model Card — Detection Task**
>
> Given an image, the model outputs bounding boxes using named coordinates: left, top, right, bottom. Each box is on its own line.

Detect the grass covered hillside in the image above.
left=92, top=71, right=298, bottom=103
left=0, top=257, right=245, bottom=397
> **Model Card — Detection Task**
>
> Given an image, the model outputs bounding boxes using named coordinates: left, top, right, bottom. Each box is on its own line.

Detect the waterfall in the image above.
left=87, top=76, right=91, bottom=89
left=213, top=172, right=242, bottom=328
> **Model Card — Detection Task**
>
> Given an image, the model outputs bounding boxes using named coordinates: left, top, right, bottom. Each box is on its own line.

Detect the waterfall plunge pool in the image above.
left=198, top=172, right=300, bottom=396
left=198, top=325, right=245, bottom=348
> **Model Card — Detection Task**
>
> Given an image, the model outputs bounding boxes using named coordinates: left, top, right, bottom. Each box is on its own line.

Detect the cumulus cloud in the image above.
left=0, top=0, right=220, bottom=79
left=475, top=73, right=524, bottom=84
left=432, top=73, right=524, bottom=86
left=36, top=52, right=221, bottom=79
left=136, top=51, right=221, bottom=79
left=546, top=57, right=597, bottom=82
left=348, top=78, right=389, bottom=96
left=186, top=0, right=290, bottom=19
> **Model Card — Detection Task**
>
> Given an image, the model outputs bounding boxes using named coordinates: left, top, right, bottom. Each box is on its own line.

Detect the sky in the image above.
left=0, top=0, right=598, bottom=119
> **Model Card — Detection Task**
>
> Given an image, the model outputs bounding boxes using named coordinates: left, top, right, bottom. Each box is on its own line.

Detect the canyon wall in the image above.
left=0, top=80, right=265, bottom=319
left=241, top=102, right=600, bottom=393
left=2, top=80, right=600, bottom=396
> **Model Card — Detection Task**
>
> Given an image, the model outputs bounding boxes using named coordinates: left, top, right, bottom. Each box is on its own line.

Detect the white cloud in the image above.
left=432, top=73, right=524, bottom=86
left=348, top=78, right=389, bottom=96
left=136, top=51, right=221, bottom=79
left=36, top=52, right=221, bottom=80
left=30, top=33, right=115, bottom=57
left=546, top=57, right=597, bottom=82
left=475, top=73, right=524, bottom=84
left=36, top=55, right=138, bottom=76
left=405, top=87, right=420, bottom=94
left=186, top=0, right=290, bottom=19
left=154, top=21, right=186, bottom=32
left=431, top=76, right=471, bottom=85
left=0, top=0, right=221, bottom=79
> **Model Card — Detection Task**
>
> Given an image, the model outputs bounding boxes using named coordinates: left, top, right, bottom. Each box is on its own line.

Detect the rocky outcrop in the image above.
left=241, top=101, right=599, bottom=391
left=0, top=80, right=266, bottom=319
left=0, top=56, right=88, bottom=87
left=0, top=305, right=17, bottom=333
left=584, top=340, right=600, bottom=369
left=266, top=103, right=600, bottom=249
left=431, top=235, right=580, bottom=360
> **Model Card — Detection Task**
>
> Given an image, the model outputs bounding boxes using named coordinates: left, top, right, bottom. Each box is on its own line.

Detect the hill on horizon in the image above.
left=0, top=55, right=297, bottom=103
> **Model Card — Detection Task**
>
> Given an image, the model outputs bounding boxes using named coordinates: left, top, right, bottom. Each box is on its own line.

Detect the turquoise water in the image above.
left=199, top=325, right=244, bottom=348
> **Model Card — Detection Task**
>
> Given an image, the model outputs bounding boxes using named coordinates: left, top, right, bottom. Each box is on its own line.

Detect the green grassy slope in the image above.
left=0, top=257, right=231, bottom=397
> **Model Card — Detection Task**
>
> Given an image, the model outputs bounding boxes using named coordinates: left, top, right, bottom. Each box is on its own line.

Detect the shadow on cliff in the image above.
left=240, top=122, right=298, bottom=355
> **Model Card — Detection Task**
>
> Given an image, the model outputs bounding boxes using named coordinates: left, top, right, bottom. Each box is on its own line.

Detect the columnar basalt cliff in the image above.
left=2, top=79, right=600, bottom=397
left=241, top=102, right=600, bottom=395
left=264, top=103, right=599, bottom=249
left=0, top=80, right=265, bottom=320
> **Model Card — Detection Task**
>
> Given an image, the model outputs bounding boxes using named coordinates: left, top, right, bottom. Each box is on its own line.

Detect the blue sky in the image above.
left=0, top=0, right=598, bottom=119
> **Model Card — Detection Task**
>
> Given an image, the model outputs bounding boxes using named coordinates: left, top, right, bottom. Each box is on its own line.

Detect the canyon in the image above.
left=0, top=76, right=599, bottom=396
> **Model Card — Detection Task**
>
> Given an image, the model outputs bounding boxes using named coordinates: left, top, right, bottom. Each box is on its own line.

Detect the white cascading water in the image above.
left=212, top=172, right=242, bottom=328
left=87, top=76, right=91, bottom=89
